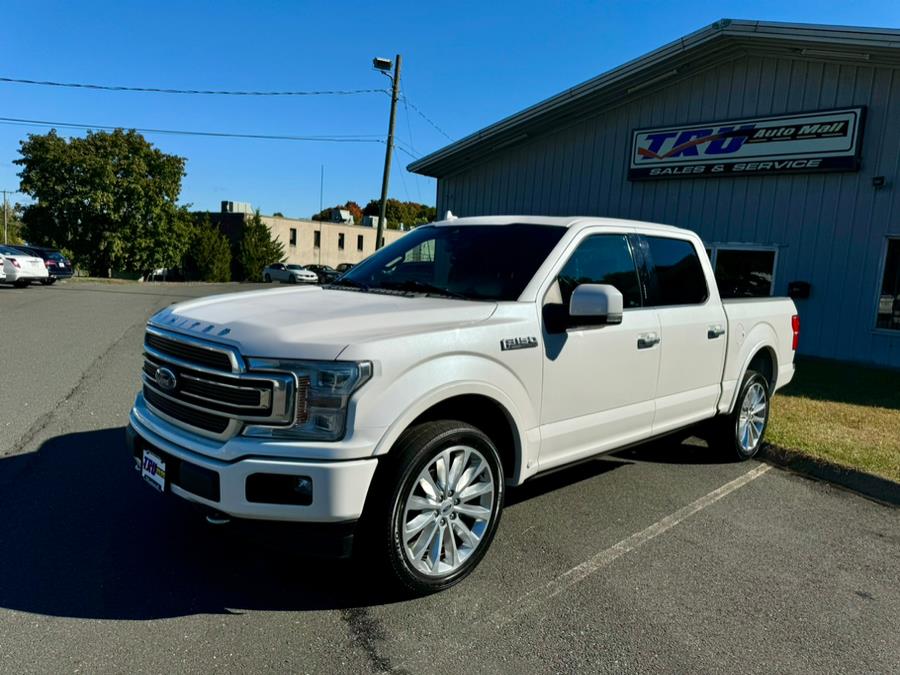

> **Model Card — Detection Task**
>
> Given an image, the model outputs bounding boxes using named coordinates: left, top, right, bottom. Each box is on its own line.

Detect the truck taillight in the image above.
left=9, top=258, right=20, bottom=268
left=791, top=314, right=800, bottom=350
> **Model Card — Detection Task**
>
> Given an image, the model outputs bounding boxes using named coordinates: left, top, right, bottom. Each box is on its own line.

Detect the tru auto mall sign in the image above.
left=628, top=107, right=865, bottom=180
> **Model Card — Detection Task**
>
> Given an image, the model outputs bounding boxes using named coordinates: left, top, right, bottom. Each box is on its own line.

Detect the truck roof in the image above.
left=431, top=214, right=696, bottom=236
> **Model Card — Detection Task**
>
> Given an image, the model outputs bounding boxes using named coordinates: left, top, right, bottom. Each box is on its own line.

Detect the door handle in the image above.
left=707, top=324, right=725, bottom=339
left=637, top=332, right=660, bottom=349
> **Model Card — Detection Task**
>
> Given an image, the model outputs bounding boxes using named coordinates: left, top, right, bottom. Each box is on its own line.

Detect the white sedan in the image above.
left=0, top=245, right=49, bottom=288
left=263, top=263, right=318, bottom=284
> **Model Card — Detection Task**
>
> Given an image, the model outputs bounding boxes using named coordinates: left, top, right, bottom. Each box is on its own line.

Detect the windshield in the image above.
left=336, top=223, right=566, bottom=301
left=287, top=264, right=304, bottom=270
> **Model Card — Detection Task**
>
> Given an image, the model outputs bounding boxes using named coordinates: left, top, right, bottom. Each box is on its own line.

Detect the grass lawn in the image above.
left=768, top=357, right=900, bottom=483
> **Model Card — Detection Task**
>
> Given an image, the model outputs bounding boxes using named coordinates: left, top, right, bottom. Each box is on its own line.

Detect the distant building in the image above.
left=329, top=208, right=354, bottom=224
left=204, top=202, right=406, bottom=268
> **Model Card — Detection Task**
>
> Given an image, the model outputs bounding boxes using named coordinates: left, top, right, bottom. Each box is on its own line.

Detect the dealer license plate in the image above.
left=141, top=449, right=167, bottom=492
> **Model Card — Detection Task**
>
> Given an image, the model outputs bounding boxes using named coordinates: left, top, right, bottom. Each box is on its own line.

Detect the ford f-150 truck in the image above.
left=128, top=215, right=798, bottom=593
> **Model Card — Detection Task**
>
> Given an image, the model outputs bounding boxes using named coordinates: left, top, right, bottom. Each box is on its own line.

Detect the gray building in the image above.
left=409, top=20, right=900, bottom=368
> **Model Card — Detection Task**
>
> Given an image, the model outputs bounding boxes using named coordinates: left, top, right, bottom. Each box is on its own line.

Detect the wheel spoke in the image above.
left=458, top=481, right=492, bottom=502
left=435, top=451, right=450, bottom=493
left=454, top=503, right=491, bottom=520
left=751, top=402, right=767, bottom=416
left=407, top=495, right=437, bottom=511
left=418, top=472, right=441, bottom=502
left=452, top=518, right=481, bottom=548
left=455, top=457, right=485, bottom=492
left=428, top=523, right=445, bottom=572
left=404, top=512, right=434, bottom=540
left=447, top=448, right=467, bottom=492
left=411, top=520, right=438, bottom=560
left=443, top=522, right=459, bottom=567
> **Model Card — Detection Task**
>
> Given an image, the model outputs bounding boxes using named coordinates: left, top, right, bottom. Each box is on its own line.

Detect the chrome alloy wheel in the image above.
left=738, top=382, right=767, bottom=452
left=402, top=445, right=495, bottom=577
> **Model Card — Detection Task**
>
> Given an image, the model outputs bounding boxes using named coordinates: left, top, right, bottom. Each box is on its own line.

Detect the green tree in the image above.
left=15, top=129, right=188, bottom=276
left=362, top=199, right=435, bottom=229
left=186, top=215, right=231, bottom=282
left=312, top=200, right=363, bottom=224
left=237, top=211, right=285, bottom=281
left=2, top=202, right=26, bottom=245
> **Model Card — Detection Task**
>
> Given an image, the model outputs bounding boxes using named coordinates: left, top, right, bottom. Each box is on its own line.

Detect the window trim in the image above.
left=873, top=235, right=900, bottom=335
left=706, top=242, right=779, bottom=298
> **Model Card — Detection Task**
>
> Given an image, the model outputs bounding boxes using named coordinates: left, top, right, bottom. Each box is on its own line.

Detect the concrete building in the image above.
left=410, top=20, right=900, bottom=368
left=209, top=202, right=406, bottom=269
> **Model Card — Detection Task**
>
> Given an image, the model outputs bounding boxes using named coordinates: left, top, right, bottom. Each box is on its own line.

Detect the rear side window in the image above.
left=557, top=234, right=642, bottom=308
left=644, top=236, right=708, bottom=306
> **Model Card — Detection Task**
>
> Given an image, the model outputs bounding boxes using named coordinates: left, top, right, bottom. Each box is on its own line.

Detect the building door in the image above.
left=539, top=232, right=660, bottom=471
left=640, top=234, right=727, bottom=435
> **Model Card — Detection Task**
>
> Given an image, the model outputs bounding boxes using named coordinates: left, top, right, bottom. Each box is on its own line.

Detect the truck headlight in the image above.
left=242, top=359, right=372, bottom=441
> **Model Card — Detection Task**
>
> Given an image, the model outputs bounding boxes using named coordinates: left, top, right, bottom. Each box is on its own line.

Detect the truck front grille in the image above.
left=141, top=326, right=295, bottom=440
left=145, top=331, right=234, bottom=371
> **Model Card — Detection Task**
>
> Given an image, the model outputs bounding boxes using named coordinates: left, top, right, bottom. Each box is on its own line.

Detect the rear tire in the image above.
left=715, top=369, right=770, bottom=460
left=264, top=273, right=272, bottom=283
left=358, top=420, right=505, bottom=595
left=13, top=279, right=29, bottom=288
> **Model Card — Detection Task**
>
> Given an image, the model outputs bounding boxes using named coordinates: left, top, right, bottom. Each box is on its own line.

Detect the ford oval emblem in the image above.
left=155, top=367, right=177, bottom=392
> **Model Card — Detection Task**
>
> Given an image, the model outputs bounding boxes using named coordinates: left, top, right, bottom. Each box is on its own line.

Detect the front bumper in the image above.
left=128, top=409, right=379, bottom=525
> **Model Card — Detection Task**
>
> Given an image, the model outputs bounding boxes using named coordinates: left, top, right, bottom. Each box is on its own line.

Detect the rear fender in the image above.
left=720, top=322, right=779, bottom=415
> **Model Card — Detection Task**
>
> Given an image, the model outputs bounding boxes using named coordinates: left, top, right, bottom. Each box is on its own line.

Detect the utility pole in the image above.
left=2, top=190, right=8, bottom=245
left=376, top=54, right=401, bottom=250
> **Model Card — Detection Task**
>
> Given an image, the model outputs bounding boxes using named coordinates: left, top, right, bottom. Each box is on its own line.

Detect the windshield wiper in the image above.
left=325, top=277, right=369, bottom=291
left=379, top=280, right=468, bottom=299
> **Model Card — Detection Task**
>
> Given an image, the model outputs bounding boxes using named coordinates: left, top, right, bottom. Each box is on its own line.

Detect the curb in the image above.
left=760, top=444, right=900, bottom=507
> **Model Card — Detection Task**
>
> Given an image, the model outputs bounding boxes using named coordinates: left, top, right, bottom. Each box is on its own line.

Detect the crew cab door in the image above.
left=637, top=234, right=727, bottom=435
left=538, top=231, right=660, bottom=471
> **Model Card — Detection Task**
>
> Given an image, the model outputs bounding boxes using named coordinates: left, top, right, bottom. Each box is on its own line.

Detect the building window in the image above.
left=707, top=245, right=777, bottom=298
left=644, top=236, right=708, bottom=305
left=877, top=238, right=900, bottom=330
left=357, top=234, right=364, bottom=251
left=289, top=228, right=297, bottom=247
left=338, top=233, right=345, bottom=250
left=314, top=230, right=321, bottom=248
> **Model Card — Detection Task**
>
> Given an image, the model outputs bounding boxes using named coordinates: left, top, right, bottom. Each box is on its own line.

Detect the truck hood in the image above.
left=149, top=286, right=497, bottom=361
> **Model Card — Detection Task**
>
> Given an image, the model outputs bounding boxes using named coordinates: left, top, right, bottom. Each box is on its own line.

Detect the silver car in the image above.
left=263, top=263, right=319, bottom=284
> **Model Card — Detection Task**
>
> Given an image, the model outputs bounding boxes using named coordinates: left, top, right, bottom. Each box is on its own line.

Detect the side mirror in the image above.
left=569, top=284, right=624, bottom=327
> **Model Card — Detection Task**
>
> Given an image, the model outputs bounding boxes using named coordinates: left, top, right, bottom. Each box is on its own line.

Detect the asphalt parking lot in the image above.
left=1, top=281, right=898, bottom=674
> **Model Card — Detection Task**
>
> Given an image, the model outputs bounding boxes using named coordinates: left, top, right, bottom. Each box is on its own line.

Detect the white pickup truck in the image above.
left=128, top=215, right=798, bottom=592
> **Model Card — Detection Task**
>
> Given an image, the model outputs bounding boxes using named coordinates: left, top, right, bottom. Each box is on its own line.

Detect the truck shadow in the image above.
left=0, top=427, right=723, bottom=621
left=0, top=428, right=394, bottom=620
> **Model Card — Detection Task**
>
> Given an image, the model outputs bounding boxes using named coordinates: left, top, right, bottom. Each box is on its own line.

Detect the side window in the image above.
left=644, top=236, right=708, bottom=306
left=557, top=234, right=642, bottom=308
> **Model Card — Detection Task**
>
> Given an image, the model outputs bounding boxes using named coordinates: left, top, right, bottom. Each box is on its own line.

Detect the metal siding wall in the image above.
left=434, top=53, right=900, bottom=366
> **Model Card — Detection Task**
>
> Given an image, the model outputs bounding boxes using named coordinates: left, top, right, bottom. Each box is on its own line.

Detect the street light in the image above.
left=373, top=54, right=401, bottom=249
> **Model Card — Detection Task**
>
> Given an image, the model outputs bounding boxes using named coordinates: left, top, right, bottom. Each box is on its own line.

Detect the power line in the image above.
left=0, top=76, right=386, bottom=97
left=399, top=94, right=454, bottom=141
left=0, top=116, right=386, bottom=144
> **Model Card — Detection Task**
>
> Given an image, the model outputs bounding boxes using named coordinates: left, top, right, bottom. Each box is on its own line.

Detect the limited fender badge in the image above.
left=501, top=337, right=538, bottom=351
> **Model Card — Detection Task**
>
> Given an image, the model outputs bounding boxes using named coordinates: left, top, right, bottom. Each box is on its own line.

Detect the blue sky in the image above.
left=2, top=1, right=899, bottom=218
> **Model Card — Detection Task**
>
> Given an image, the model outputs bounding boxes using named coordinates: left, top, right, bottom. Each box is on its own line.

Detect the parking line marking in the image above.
left=489, top=463, right=772, bottom=628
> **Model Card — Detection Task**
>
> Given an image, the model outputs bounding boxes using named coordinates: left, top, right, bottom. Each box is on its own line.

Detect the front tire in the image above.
left=360, top=420, right=505, bottom=594
left=716, top=369, right=770, bottom=460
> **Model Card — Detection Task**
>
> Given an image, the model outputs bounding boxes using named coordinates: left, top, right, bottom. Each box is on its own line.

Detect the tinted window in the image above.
left=645, top=236, right=708, bottom=306
left=557, top=235, right=641, bottom=308
left=341, top=224, right=566, bottom=301
left=714, top=249, right=775, bottom=298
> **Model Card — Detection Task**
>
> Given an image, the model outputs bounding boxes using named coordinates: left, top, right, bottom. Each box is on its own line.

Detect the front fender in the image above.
left=355, top=354, right=539, bottom=478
